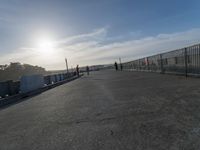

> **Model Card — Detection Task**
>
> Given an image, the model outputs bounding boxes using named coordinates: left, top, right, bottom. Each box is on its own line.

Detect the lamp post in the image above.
left=65, top=58, right=69, bottom=73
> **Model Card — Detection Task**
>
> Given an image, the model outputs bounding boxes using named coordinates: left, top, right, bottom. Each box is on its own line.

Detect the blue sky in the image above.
left=1, top=0, right=200, bottom=70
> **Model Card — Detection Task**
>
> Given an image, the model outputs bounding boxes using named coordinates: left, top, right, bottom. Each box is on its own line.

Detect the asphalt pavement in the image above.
left=1, top=70, right=200, bottom=150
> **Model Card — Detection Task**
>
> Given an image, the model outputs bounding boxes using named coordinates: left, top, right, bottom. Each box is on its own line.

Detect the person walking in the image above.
left=114, top=62, right=118, bottom=71
left=76, top=65, right=79, bottom=77
left=86, top=66, right=90, bottom=75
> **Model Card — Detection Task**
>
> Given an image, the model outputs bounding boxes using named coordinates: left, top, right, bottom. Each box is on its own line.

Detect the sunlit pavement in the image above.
left=0, top=70, right=200, bottom=150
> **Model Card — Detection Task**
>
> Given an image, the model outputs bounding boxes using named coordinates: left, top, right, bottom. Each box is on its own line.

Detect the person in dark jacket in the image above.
left=76, top=65, right=79, bottom=77
left=114, top=62, right=118, bottom=71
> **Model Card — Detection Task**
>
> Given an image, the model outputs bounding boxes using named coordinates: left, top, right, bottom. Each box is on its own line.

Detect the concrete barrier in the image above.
left=10, top=81, right=20, bottom=95
left=56, top=74, right=60, bottom=82
left=0, top=81, right=11, bottom=98
left=54, top=75, right=58, bottom=83
left=0, top=72, right=77, bottom=100
left=44, top=75, right=51, bottom=85
left=60, top=74, right=64, bottom=80
left=0, top=75, right=80, bottom=107
left=50, top=75, right=56, bottom=84
left=0, top=80, right=20, bottom=98
left=20, top=74, right=44, bottom=93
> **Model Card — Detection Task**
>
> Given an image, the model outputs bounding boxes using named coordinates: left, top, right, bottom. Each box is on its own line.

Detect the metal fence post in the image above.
left=184, top=48, right=188, bottom=77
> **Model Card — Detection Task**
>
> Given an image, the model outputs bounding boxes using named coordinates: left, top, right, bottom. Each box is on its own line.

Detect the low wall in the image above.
left=0, top=81, right=20, bottom=98
left=0, top=75, right=80, bottom=107
left=20, top=74, right=44, bottom=93
left=44, top=75, right=51, bottom=85
left=0, top=72, right=77, bottom=99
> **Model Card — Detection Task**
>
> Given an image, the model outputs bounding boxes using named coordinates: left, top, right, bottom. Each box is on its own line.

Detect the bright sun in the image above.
left=38, top=39, right=53, bottom=49
left=36, top=37, right=55, bottom=54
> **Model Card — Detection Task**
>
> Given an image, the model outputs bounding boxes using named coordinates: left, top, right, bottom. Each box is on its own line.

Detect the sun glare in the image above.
left=36, top=37, right=55, bottom=54
left=38, top=39, right=53, bottom=49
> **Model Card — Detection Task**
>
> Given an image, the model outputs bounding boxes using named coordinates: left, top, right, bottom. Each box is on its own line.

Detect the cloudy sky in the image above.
left=1, top=0, right=200, bottom=70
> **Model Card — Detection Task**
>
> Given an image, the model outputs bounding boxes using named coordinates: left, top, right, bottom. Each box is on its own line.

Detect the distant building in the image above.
left=0, top=65, right=7, bottom=70
left=9, top=62, right=24, bottom=70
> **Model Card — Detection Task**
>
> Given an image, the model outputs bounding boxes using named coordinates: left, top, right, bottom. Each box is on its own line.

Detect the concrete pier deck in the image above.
left=1, top=70, right=200, bottom=150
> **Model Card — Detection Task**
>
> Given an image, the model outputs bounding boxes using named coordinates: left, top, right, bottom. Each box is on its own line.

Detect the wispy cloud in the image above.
left=59, top=27, right=200, bottom=65
left=57, top=27, right=107, bottom=46
left=1, top=27, right=200, bottom=70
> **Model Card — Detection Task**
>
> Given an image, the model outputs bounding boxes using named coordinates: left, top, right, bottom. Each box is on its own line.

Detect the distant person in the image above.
left=114, top=62, right=118, bottom=71
left=76, top=65, right=79, bottom=77
left=86, top=66, right=90, bottom=75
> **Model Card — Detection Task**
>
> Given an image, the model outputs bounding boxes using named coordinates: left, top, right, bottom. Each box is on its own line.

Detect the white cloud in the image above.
left=56, top=27, right=107, bottom=46
left=1, top=27, right=200, bottom=70
left=80, top=28, right=200, bottom=63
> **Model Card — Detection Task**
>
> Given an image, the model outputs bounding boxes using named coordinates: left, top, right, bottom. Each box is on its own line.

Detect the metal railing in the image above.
left=123, top=43, right=200, bottom=76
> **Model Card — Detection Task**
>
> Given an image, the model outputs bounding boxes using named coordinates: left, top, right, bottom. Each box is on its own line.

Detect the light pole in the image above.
left=65, top=58, right=69, bottom=73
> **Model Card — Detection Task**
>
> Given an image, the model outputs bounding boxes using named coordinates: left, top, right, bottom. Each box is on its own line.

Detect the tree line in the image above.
left=0, top=62, right=48, bottom=82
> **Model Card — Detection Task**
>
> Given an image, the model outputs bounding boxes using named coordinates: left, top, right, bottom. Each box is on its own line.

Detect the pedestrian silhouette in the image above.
left=114, top=62, right=118, bottom=71
left=76, top=65, right=79, bottom=77
left=86, top=66, right=90, bottom=75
